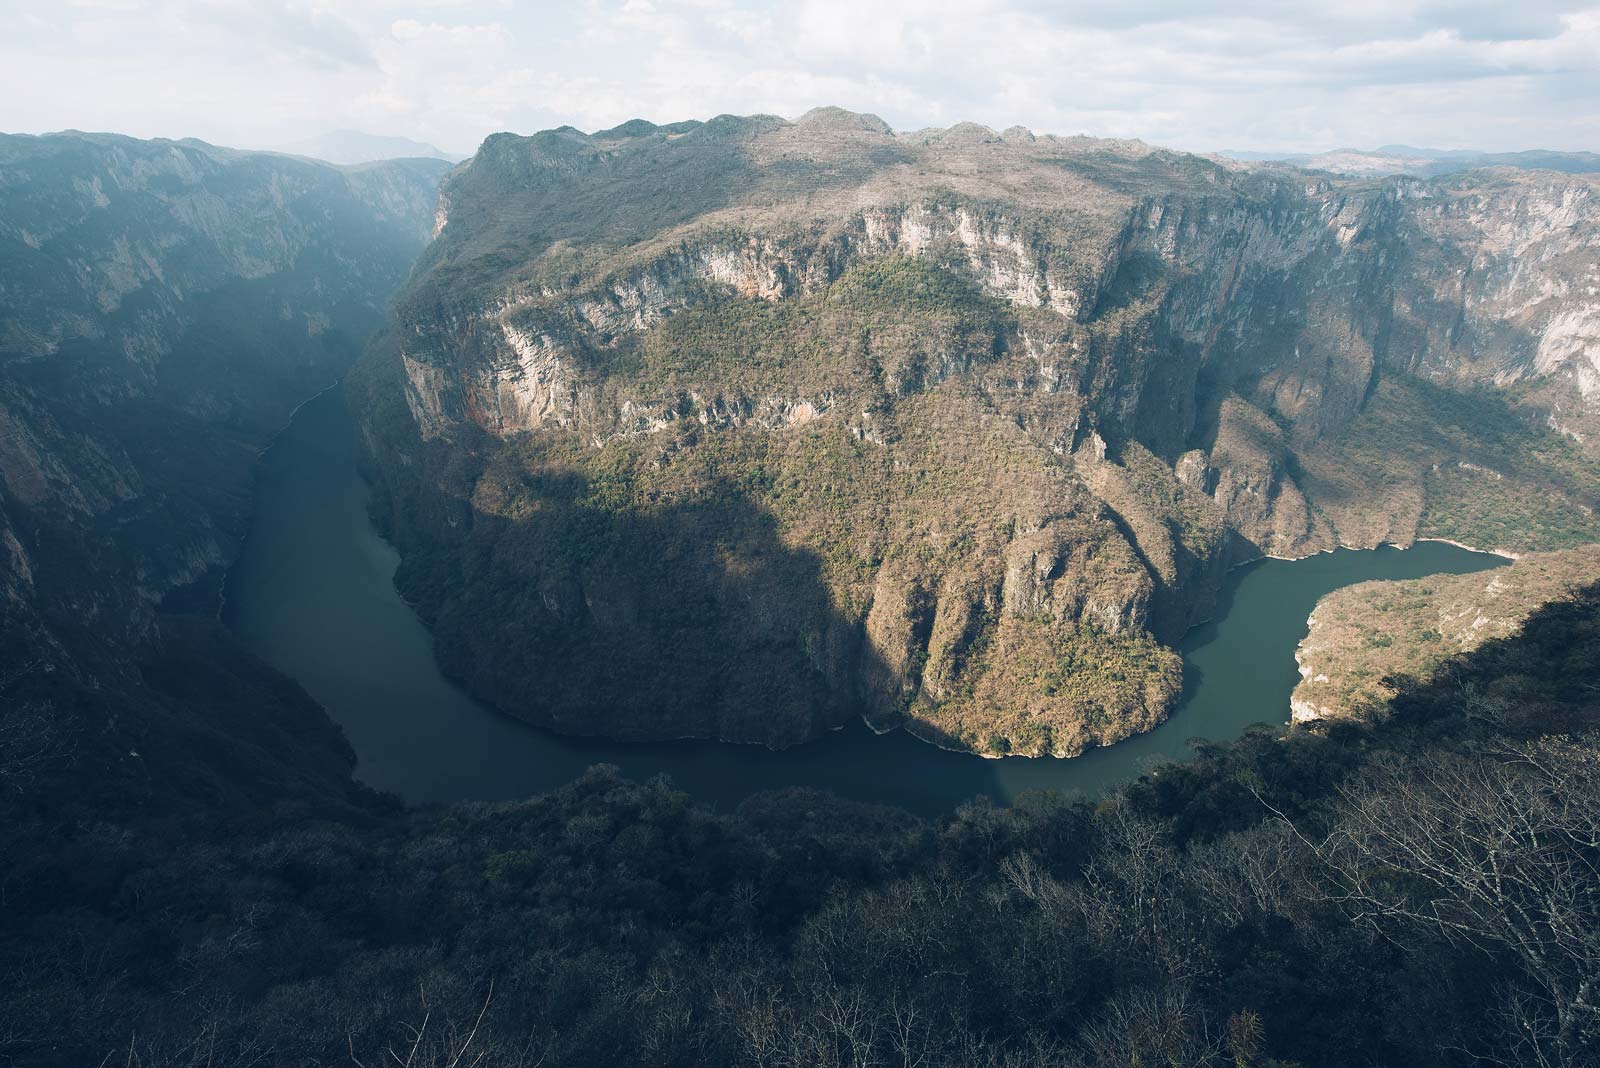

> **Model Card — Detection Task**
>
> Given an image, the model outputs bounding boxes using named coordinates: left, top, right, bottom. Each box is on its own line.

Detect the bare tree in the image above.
left=1323, top=738, right=1600, bottom=1067
left=1069, top=985, right=1224, bottom=1068
left=711, top=966, right=789, bottom=1068
left=91, top=1023, right=276, bottom=1068
left=1071, top=800, right=1209, bottom=986
left=1183, top=821, right=1320, bottom=938
left=885, top=991, right=936, bottom=1068
left=345, top=980, right=546, bottom=1068
left=0, top=685, right=71, bottom=795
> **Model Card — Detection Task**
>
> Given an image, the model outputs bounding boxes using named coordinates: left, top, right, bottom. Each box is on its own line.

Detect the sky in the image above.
left=1, top=0, right=1597, bottom=157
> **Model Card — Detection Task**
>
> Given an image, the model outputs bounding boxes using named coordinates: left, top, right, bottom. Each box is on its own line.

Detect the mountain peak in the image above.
left=795, top=106, right=893, bottom=135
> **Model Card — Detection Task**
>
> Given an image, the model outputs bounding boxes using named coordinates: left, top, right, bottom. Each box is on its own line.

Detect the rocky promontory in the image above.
left=1292, top=545, right=1600, bottom=723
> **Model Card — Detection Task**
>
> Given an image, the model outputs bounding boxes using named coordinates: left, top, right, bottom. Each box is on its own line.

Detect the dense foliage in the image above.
left=3, top=582, right=1595, bottom=1068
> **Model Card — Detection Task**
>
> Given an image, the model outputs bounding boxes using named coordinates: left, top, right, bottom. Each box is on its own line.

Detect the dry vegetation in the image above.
left=1298, top=377, right=1600, bottom=553
left=1292, top=545, right=1600, bottom=722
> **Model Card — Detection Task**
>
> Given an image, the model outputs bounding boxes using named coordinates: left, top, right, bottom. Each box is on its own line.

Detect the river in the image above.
left=223, top=385, right=1508, bottom=814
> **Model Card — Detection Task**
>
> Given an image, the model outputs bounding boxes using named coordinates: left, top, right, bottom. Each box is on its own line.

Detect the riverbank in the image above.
left=1290, top=544, right=1598, bottom=724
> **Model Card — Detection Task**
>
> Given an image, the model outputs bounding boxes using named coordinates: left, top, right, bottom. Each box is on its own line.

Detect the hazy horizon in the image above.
left=12, top=116, right=1598, bottom=168
left=3, top=1, right=1597, bottom=159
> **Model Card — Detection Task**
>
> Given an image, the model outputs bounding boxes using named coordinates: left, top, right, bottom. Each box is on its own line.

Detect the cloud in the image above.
left=197, top=1, right=380, bottom=70
left=0, top=0, right=1596, bottom=155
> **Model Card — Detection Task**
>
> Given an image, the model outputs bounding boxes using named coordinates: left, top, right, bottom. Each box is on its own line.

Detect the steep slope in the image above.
left=0, top=131, right=449, bottom=813
left=355, top=108, right=1600, bottom=755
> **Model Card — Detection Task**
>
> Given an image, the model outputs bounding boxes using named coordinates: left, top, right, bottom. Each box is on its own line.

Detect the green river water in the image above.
left=224, top=386, right=1507, bottom=814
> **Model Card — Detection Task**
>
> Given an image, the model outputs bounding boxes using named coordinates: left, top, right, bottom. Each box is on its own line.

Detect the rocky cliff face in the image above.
left=355, top=107, right=1600, bottom=755
left=1398, top=174, right=1600, bottom=443
left=0, top=132, right=449, bottom=798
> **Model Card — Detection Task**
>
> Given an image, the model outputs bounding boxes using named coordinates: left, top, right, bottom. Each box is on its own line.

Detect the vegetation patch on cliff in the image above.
left=910, top=616, right=1181, bottom=757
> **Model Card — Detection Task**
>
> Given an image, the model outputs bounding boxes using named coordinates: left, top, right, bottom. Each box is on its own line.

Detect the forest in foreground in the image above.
left=2, top=579, right=1595, bottom=1068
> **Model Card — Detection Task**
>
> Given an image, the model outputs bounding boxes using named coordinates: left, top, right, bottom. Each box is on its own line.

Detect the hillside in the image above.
left=353, top=107, right=1600, bottom=756
left=5, top=571, right=1597, bottom=1068
left=1292, top=544, right=1600, bottom=723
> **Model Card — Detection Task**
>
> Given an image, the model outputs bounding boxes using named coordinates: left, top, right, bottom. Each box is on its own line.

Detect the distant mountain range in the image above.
left=1221, top=143, right=1600, bottom=177
left=273, top=128, right=461, bottom=166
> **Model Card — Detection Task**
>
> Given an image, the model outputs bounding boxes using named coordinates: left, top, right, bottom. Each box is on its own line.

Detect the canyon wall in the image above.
left=355, top=108, right=1600, bottom=754
left=0, top=132, right=449, bottom=808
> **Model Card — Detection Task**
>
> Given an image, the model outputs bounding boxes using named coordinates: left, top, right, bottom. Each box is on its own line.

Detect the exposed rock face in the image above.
left=1291, top=546, right=1600, bottom=723
left=0, top=132, right=449, bottom=699
left=354, top=109, right=1600, bottom=755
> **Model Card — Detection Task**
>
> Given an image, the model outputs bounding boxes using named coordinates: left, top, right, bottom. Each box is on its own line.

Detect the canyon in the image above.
left=0, top=130, right=449, bottom=812
left=353, top=107, right=1600, bottom=756
left=2, top=114, right=1597, bottom=1068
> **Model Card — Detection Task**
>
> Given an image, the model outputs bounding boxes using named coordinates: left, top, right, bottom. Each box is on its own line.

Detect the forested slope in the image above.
left=4, top=580, right=1596, bottom=1068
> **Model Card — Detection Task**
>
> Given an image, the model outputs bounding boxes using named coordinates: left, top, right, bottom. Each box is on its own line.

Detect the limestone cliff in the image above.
left=354, top=108, right=1600, bottom=755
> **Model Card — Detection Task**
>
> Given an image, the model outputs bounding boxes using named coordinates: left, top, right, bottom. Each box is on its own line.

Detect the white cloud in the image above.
left=0, top=0, right=1594, bottom=155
